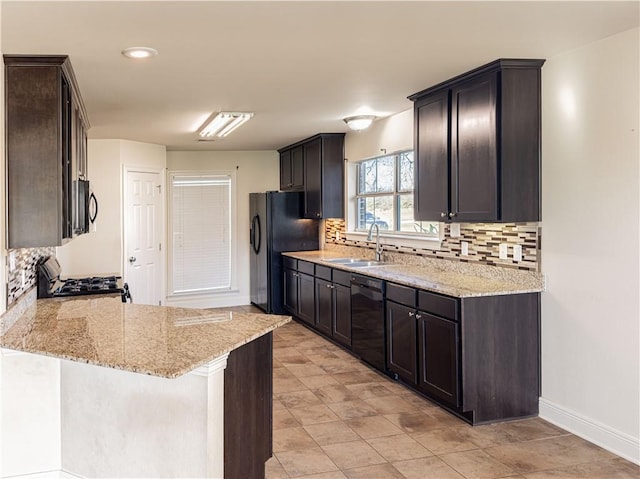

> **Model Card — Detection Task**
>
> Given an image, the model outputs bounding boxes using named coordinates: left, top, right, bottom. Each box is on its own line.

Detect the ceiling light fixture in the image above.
left=198, top=112, right=254, bottom=138
left=344, top=115, right=376, bottom=131
left=121, top=47, right=158, bottom=59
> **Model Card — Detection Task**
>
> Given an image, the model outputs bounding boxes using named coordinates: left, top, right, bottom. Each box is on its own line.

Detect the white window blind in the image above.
left=170, top=174, right=232, bottom=294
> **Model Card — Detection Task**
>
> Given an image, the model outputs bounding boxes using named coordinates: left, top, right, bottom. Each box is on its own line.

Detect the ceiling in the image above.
left=2, top=1, right=638, bottom=151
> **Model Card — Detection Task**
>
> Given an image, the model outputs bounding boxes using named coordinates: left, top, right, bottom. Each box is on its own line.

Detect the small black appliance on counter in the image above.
left=37, top=256, right=131, bottom=303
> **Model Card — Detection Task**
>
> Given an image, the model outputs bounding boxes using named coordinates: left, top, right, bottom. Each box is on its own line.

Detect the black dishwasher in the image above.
left=350, top=274, right=386, bottom=371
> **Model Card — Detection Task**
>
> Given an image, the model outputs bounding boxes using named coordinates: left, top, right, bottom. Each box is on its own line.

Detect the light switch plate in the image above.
left=499, top=243, right=508, bottom=259
left=461, top=241, right=469, bottom=256
left=513, top=244, right=523, bottom=262
left=450, top=223, right=461, bottom=238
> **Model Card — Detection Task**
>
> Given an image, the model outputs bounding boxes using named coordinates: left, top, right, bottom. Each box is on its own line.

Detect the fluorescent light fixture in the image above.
left=344, top=115, right=376, bottom=131
left=121, top=47, right=158, bottom=59
left=198, top=112, right=254, bottom=138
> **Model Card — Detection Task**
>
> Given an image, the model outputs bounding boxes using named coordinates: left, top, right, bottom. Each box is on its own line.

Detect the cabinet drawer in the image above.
left=418, top=290, right=458, bottom=320
left=298, top=260, right=315, bottom=276
left=283, top=256, right=297, bottom=270
left=332, top=269, right=352, bottom=287
left=386, top=283, right=416, bottom=307
left=315, top=265, right=332, bottom=281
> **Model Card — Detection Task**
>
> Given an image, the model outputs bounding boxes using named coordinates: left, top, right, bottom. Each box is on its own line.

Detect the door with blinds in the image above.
left=169, top=173, right=233, bottom=296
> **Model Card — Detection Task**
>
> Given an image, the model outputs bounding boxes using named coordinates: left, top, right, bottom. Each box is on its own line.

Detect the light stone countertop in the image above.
left=283, top=250, right=544, bottom=298
left=0, top=296, right=290, bottom=378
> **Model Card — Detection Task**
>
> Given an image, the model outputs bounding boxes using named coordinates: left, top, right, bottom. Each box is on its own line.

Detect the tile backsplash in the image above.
left=325, top=220, right=540, bottom=271
left=6, top=247, right=54, bottom=306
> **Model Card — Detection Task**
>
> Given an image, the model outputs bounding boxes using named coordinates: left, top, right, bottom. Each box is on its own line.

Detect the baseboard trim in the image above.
left=539, top=397, right=640, bottom=465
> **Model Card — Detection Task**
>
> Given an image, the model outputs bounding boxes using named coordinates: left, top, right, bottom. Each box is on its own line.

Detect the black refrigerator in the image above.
left=250, top=191, right=319, bottom=314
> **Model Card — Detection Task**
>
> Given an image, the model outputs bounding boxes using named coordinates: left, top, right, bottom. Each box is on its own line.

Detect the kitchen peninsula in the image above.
left=0, top=296, right=289, bottom=479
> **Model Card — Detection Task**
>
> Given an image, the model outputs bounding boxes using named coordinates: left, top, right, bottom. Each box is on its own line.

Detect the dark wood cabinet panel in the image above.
left=224, top=333, right=272, bottom=479
left=283, top=268, right=298, bottom=314
left=315, top=278, right=333, bottom=335
left=333, top=283, right=351, bottom=348
left=279, top=133, right=345, bottom=219
left=451, top=73, right=498, bottom=222
left=414, top=90, right=450, bottom=221
left=280, top=146, right=304, bottom=191
left=298, top=272, right=315, bottom=326
left=417, top=312, right=459, bottom=406
left=409, top=59, right=544, bottom=223
left=387, top=301, right=418, bottom=385
left=5, top=55, right=90, bottom=248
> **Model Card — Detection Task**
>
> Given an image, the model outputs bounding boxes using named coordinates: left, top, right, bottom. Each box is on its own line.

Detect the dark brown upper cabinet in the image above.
left=279, top=145, right=304, bottom=191
left=409, top=59, right=545, bottom=223
left=5, top=55, right=90, bottom=248
left=278, top=133, right=345, bottom=219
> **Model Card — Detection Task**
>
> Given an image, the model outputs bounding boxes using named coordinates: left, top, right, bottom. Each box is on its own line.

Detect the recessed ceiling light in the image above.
left=121, top=47, right=158, bottom=59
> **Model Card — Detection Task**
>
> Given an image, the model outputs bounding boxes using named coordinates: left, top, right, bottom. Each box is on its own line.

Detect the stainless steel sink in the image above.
left=324, top=258, right=390, bottom=268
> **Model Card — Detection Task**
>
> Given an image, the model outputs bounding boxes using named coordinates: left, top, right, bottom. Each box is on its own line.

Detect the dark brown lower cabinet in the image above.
left=224, top=333, right=273, bottom=479
left=298, top=272, right=315, bottom=326
left=283, top=268, right=298, bottom=313
left=417, top=312, right=459, bottom=407
left=332, top=283, right=351, bottom=347
left=386, top=301, right=418, bottom=385
left=315, top=278, right=333, bottom=335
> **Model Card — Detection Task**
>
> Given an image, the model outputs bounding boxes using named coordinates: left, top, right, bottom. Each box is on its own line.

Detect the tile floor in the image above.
left=259, top=318, right=639, bottom=479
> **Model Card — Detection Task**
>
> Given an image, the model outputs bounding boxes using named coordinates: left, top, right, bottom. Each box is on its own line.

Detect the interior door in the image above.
left=124, top=169, right=163, bottom=305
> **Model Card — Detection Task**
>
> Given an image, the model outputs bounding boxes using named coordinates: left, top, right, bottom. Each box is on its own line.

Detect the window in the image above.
left=356, top=151, right=438, bottom=235
left=169, top=172, right=235, bottom=295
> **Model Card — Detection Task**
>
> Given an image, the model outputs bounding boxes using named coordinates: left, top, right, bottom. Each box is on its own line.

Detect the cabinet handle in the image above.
left=316, top=213, right=321, bottom=217
left=415, top=314, right=422, bottom=319
left=440, top=212, right=447, bottom=218
left=408, top=311, right=415, bottom=317
left=448, top=212, right=457, bottom=218
left=326, top=284, right=332, bottom=288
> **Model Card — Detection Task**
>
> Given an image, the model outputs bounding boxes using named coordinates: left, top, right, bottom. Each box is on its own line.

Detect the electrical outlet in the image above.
left=461, top=241, right=469, bottom=256
left=499, top=243, right=508, bottom=259
left=336, top=230, right=340, bottom=241
left=513, top=244, right=523, bottom=262
left=9, top=251, right=16, bottom=272
left=21, top=269, right=26, bottom=287
left=450, top=223, right=461, bottom=238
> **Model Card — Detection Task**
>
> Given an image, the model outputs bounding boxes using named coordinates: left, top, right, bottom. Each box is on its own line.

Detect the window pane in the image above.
left=398, top=151, right=415, bottom=192
left=398, top=194, right=438, bottom=234
left=357, top=196, right=393, bottom=230
left=358, top=156, right=395, bottom=194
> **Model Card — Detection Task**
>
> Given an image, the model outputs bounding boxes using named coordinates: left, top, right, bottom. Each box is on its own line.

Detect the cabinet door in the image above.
left=333, top=283, right=352, bottom=348
left=303, top=137, right=322, bottom=219
left=418, top=312, right=459, bottom=406
left=451, top=73, right=498, bottom=222
left=386, top=301, right=418, bottom=385
left=298, top=272, right=315, bottom=326
left=414, top=90, right=450, bottom=221
left=283, top=269, right=299, bottom=314
left=291, top=146, right=304, bottom=189
left=279, top=150, right=292, bottom=190
left=315, top=278, right=333, bottom=336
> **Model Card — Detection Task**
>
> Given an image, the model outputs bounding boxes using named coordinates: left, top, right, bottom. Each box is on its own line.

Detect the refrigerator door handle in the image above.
left=252, top=214, right=262, bottom=254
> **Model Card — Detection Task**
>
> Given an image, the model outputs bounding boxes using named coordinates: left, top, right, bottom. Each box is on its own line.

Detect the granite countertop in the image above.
left=0, top=296, right=290, bottom=378
left=283, top=250, right=544, bottom=298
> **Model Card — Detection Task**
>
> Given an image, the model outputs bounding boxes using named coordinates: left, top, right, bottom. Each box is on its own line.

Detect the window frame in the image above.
left=167, top=169, right=238, bottom=298
left=353, top=150, right=439, bottom=238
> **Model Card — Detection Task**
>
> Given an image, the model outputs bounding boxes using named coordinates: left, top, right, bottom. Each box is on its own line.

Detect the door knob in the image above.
left=129, top=256, right=137, bottom=264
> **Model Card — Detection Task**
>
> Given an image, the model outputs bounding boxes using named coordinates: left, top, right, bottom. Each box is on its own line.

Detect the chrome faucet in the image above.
left=367, top=222, right=384, bottom=261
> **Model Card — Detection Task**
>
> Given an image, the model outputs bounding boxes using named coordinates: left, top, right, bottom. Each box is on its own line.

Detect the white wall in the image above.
left=166, top=150, right=279, bottom=308
left=345, top=108, right=412, bottom=162
left=56, top=140, right=166, bottom=277
left=540, top=27, right=639, bottom=463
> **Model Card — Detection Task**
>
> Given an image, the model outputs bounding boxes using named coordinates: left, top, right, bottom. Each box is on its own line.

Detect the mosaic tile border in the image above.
left=6, top=247, right=55, bottom=306
left=325, top=219, right=540, bottom=272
